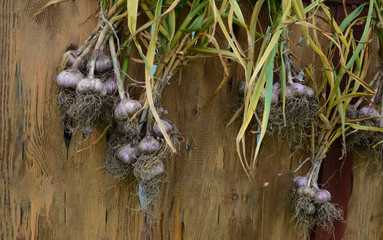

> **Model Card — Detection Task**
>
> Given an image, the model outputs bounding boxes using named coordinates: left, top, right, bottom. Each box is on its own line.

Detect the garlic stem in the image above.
left=107, top=0, right=127, bottom=19
left=283, top=51, right=294, bottom=85
left=72, top=39, right=96, bottom=69
left=88, top=28, right=108, bottom=78
left=109, top=36, right=126, bottom=100
left=77, top=30, right=98, bottom=53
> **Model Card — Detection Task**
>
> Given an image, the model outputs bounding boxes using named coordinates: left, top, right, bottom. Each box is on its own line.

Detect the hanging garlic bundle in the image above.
left=56, top=3, right=126, bottom=134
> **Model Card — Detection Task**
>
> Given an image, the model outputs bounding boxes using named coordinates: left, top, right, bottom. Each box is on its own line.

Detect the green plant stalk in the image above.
left=140, top=2, right=170, bottom=39
left=169, top=0, right=209, bottom=49
left=125, top=0, right=181, bottom=45
left=326, top=1, right=374, bottom=116
left=280, top=42, right=287, bottom=125
left=188, top=46, right=238, bottom=59
left=279, top=0, right=368, bottom=185
left=133, top=0, right=178, bottom=153
left=107, top=0, right=127, bottom=19
left=121, top=45, right=132, bottom=82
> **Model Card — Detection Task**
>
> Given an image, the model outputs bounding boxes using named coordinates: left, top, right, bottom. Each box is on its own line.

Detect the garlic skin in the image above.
left=65, top=50, right=87, bottom=71
left=284, top=83, right=314, bottom=99
left=271, top=91, right=280, bottom=104
left=294, top=176, right=308, bottom=188
left=153, top=119, right=174, bottom=137
left=301, top=186, right=316, bottom=198
left=116, top=144, right=137, bottom=164
left=273, top=82, right=281, bottom=91
left=304, top=86, right=315, bottom=98
left=56, top=68, right=84, bottom=89
left=238, top=79, right=246, bottom=96
left=117, top=122, right=138, bottom=136
left=359, top=104, right=379, bottom=118
left=114, top=99, right=142, bottom=121
left=315, top=189, right=331, bottom=203
left=104, top=77, right=118, bottom=94
left=285, top=86, right=295, bottom=99
left=306, top=203, right=316, bottom=215
left=297, top=187, right=305, bottom=195
left=306, top=188, right=317, bottom=199
left=76, top=77, right=107, bottom=96
left=136, top=136, right=161, bottom=155
left=269, top=82, right=281, bottom=104
left=87, top=52, right=113, bottom=74
left=134, top=160, right=164, bottom=180
left=289, top=82, right=306, bottom=96
left=65, top=50, right=78, bottom=67
left=259, top=83, right=280, bottom=104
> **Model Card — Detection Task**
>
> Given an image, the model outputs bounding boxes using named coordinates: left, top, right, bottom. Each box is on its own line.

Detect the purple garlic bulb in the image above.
left=303, top=187, right=316, bottom=199
left=65, top=50, right=87, bottom=71
left=293, top=176, right=308, bottom=188
left=136, top=136, right=161, bottom=155
left=289, top=82, right=306, bottom=96
left=273, top=82, right=281, bottom=91
left=104, top=76, right=118, bottom=94
left=304, top=86, right=315, bottom=98
left=153, top=119, right=174, bottom=137
left=315, top=189, right=331, bottom=203
left=87, top=51, right=112, bottom=74
left=359, top=104, right=379, bottom=118
left=115, top=143, right=137, bottom=164
left=284, top=85, right=295, bottom=99
left=114, top=98, right=142, bottom=121
left=56, top=68, right=84, bottom=89
left=297, top=186, right=315, bottom=198
left=76, top=77, right=107, bottom=96
left=117, top=122, right=138, bottom=136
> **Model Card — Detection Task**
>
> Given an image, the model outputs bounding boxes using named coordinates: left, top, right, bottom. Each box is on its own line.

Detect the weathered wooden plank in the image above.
left=343, top=149, right=383, bottom=240
left=0, top=1, right=146, bottom=239
left=3, top=1, right=383, bottom=240
left=152, top=58, right=300, bottom=239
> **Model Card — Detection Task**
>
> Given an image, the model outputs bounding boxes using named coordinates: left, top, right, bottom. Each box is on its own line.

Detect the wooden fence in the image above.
left=1, top=1, right=383, bottom=239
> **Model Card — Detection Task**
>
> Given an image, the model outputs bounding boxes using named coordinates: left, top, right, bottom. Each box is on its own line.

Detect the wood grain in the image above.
left=1, top=1, right=142, bottom=239
left=1, top=1, right=383, bottom=240
left=343, top=149, right=383, bottom=240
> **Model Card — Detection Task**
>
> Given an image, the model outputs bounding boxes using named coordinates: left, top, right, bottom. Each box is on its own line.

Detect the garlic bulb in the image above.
left=285, top=86, right=295, bottom=99
left=153, top=119, right=174, bottom=137
left=289, top=82, right=306, bottom=96
left=134, top=160, right=164, bottom=180
left=87, top=51, right=112, bottom=74
left=315, top=189, right=331, bottom=203
left=56, top=68, right=84, bottom=89
left=117, top=122, right=138, bottom=136
left=293, top=176, right=308, bottom=188
left=104, top=77, right=117, bottom=94
left=114, top=98, right=142, bottom=121
left=76, top=77, right=107, bottom=96
left=65, top=50, right=87, bottom=71
left=359, top=104, right=379, bottom=118
left=116, top=144, right=137, bottom=164
left=304, top=86, right=315, bottom=98
left=136, top=136, right=161, bottom=155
